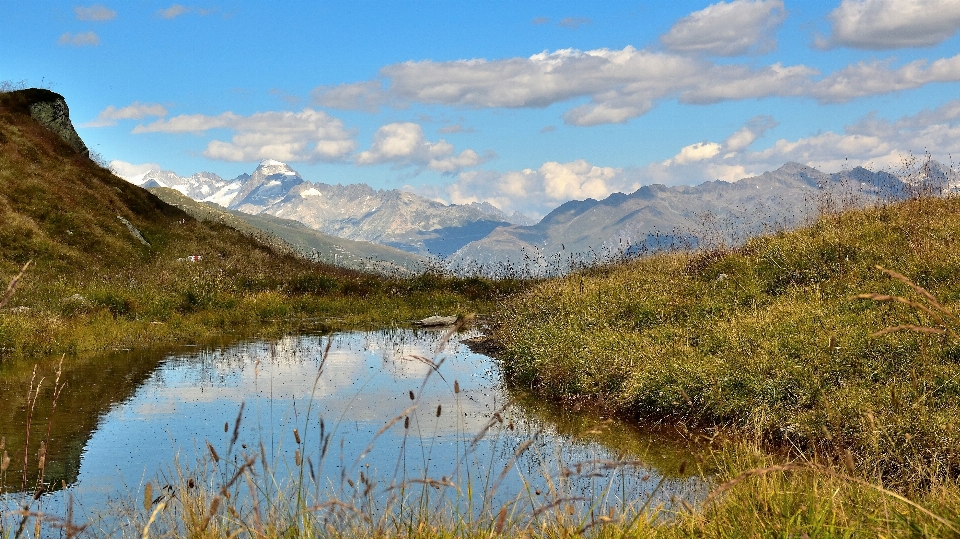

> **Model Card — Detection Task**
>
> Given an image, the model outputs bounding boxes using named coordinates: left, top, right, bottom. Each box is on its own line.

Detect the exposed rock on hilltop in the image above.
left=3, top=88, right=89, bottom=156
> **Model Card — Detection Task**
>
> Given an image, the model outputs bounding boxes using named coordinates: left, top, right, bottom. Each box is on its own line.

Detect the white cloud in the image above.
left=58, top=31, right=100, bottom=46
left=823, top=0, right=960, bottom=49
left=648, top=101, right=960, bottom=185
left=355, top=122, right=491, bottom=174
left=540, top=160, right=623, bottom=200
left=666, top=142, right=722, bottom=165
left=446, top=160, right=641, bottom=216
left=806, top=54, right=960, bottom=102
left=678, top=62, right=817, bottom=104
left=109, top=160, right=161, bottom=183
left=85, top=102, right=168, bottom=127
left=315, top=44, right=960, bottom=125
left=382, top=47, right=699, bottom=111
left=661, top=0, right=786, bottom=56
left=134, top=109, right=357, bottom=163
left=723, top=115, right=778, bottom=151
left=75, top=4, right=116, bottom=21
left=663, top=115, right=776, bottom=166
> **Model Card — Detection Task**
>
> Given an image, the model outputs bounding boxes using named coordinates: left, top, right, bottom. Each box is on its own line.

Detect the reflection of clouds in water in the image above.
left=133, top=330, right=497, bottom=437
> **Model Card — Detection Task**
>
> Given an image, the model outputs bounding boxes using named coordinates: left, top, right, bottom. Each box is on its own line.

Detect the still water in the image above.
left=0, top=329, right=709, bottom=534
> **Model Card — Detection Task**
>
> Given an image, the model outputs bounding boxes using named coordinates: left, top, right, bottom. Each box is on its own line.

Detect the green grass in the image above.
left=0, top=259, right=526, bottom=358
left=495, top=195, right=960, bottom=493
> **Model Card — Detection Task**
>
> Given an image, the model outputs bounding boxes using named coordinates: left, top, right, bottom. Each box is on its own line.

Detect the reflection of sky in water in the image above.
left=2, top=330, right=708, bottom=531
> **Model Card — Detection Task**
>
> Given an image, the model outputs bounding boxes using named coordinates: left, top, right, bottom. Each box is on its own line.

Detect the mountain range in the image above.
left=123, top=158, right=959, bottom=275
left=130, top=160, right=532, bottom=257
left=446, top=162, right=958, bottom=273
left=147, top=186, right=429, bottom=274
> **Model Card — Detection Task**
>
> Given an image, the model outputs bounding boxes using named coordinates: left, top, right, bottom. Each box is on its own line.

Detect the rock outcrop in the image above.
left=4, top=88, right=90, bottom=156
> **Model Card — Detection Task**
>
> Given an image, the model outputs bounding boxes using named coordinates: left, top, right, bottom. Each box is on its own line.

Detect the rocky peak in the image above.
left=6, top=88, right=89, bottom=157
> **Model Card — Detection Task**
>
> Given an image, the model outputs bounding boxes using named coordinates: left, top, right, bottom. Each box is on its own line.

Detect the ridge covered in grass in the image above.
left=495, top=195, right=960, bottom=489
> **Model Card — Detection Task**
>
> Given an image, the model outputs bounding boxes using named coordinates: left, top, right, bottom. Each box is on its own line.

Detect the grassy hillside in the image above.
left=0, top=89, right=522, bottom=358
left=486, top=195, right=960, bottom=534
left=496, top=195, right=960, bottom=487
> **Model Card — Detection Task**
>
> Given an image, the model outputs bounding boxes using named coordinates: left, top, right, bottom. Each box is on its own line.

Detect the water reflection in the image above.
left=0, top=329, right=709, bottom=533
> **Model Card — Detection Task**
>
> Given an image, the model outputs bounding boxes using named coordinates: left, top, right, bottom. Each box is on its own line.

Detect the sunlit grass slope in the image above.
left=496, top=195, right=960, bottom=489
left=0, top=89, right=523, bottom=358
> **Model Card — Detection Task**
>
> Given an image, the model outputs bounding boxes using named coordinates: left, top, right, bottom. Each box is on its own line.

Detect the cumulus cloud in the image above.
left=134, top=108, right=357, bottom=163
left=84, top=102, right=168, bottom=127
left=659, top=115, right=776, bottom=166
left=821, top=0, right=960, bottom=49
left=75, top=4, right=116, bottom=21
left=661, top=0, right=786, bottom=56
left=666, top=142, right=722, bottom=165
left=58, top=31, right=100, bottom=46
left=723, top=115, right=778, bottom=152
left=805, top=54, right=960, bottom=102
left=531, top=17, right=551, bottom=25
left=314, top=43, right=960, bottom=126
left=355, top=122, right=491, bottom=174
left=447, top=160, right=642, bottom=216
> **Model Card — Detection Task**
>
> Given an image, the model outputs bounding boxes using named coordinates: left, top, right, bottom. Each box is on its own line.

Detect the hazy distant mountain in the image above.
left=446, top=162, right=956, bottom=274
left=148, top=187, right=429, bottom=275
left=123, top=159, right=530, bottom=257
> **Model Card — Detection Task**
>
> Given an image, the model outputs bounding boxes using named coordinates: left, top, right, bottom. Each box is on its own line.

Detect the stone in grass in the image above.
left=415, top=315, right=459, bottom=327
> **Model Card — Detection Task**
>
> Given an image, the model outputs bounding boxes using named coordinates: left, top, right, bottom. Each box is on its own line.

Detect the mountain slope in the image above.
left=148, top=187, right=428, bottom=274
left=119, top=161, right=527, bottom=256
left=448, top=162, right=926, bottom=273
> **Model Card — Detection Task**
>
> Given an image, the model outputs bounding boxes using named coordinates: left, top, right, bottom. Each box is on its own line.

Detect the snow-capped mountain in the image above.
left=118, top=159, right=527, bottom=257
left=118, top=158, right=946, bottom=274
left=230, top=159, right=307, bottom=212
left=133, top=169, right=241, bottom=207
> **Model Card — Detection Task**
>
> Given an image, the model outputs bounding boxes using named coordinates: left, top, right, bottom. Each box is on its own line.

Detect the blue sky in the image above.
left=3, top=0, right=960, bottom=216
